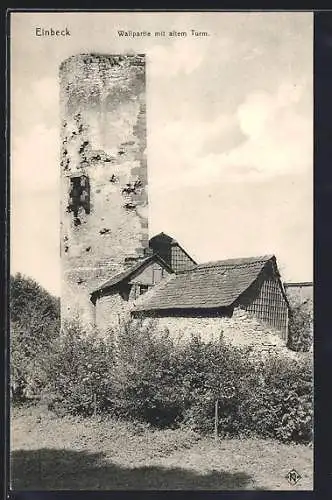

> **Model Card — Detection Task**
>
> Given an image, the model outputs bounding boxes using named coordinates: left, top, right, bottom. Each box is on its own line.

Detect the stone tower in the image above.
left=59, top=54, right=149, bottom=328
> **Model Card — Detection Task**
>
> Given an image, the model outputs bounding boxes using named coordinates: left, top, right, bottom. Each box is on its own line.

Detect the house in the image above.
left=132, top=254, right=290, bottom=347
left=90, top=252, right=174, bottom=329
left=90, top=233, right=290, bottom=348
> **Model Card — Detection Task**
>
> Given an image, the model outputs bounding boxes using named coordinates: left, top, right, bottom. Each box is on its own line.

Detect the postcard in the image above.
left=9, top=10, right=313, bottom=492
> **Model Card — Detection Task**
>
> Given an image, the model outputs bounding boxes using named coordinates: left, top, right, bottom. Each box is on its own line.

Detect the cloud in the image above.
left=12, top=76, right=59, bottom=133
left=149, top=79, right=312, bottom=192
left=11, top=121, right=60, bottom=295
left=237, top=81, right=306, bottom=139
left=148, top=37, right=212, bottom=78
left=11, top=124, right=59, bottom=193
left=148, top=113, right=236, bottom=191
left=10, top=188, right=61, bottom=296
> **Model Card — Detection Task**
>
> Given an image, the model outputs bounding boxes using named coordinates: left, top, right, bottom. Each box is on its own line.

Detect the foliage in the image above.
left=109, top=318, right=184, bottom=427
left=176, top=342, right=313, bottom=444
left=43, top=318, right=312, bottom=443
left=236, top=354, right=313, bottom=442
left=287, top=302, right=313, bottom=352
left=10, top=273, right=60, bottom=400
left=47, top=319, right=183, bottom=424
left=45, top=320, right=116, bottom=417
left=10, top=275, right=313, bottom=444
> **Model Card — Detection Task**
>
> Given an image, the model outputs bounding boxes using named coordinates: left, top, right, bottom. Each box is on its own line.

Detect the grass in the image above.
left=10, top=404, right=313, bottom=491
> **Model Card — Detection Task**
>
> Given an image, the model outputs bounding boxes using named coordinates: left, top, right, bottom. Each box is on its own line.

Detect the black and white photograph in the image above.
left=9, top=10, right=313, bottom=491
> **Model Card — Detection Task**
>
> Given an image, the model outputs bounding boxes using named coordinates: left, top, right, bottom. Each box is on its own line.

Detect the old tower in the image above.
left=59, top=53, right=149, bottom=328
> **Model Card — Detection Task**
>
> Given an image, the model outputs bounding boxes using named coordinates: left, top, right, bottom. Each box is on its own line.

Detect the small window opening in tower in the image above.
left=67, top=175, right=90, bottom=219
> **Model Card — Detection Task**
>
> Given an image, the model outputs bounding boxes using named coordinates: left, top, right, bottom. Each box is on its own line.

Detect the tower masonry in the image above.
left=60, top=53, right=149, bottom=328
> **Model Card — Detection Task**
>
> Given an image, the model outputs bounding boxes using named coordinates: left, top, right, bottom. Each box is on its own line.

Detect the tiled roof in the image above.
left=91, top=254, right=173, bottom=297
left=133, top=255, right=276, bottom=311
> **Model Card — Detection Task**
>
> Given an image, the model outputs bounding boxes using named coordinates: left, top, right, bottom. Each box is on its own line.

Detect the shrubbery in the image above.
left=38, top=318, right=313, bottom=444
left=10, top=273, right=60, bottom=401
left=287, top=302, right=313, bottom=352
left=236, top=354, right=313, bottom=442
left=44, top=321, right=116, bottom=416
left=10, top=274, right=312, bottom=443
left=110, top=319, right=184, bottom=427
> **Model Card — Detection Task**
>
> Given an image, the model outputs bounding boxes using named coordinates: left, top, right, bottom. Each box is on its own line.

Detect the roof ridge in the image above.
left=175, top=255, right=274, bottom=274
left=284, top=281, right=313, bottom=287
left=197, top=255, right=274, bottom=267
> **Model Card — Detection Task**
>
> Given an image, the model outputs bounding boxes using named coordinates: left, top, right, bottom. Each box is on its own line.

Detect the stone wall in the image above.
left=59, top=54, right=148, bottom=329
left=93, top=296, right=300, bottom=359
left=142, top=307, right=297, bottom=358
left=95, top=292, right=131, bottom=332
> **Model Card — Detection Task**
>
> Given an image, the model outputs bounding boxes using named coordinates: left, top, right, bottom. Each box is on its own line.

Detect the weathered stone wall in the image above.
left=95, top=292, right=131, bottom=332
left=142, top=307, right=297, bottom=358
left=59, top=54, right=148, bottom=328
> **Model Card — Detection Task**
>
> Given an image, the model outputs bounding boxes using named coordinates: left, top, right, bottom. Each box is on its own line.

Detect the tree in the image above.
left=10, top=273, right=60, bottom=400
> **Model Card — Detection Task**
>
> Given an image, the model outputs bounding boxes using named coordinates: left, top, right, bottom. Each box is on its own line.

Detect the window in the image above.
left=139, top=284, right=149, bottom=295
left=132, top=284, right=149, bottom=300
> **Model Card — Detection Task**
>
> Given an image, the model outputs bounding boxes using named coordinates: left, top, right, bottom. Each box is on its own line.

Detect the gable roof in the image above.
left=90, top=253, right=173, bottom=301
left=133, top=255, right=279, bottom=312
left=149, top=232, right=197, bottom=265
left=149, top=232, right=178, bottom=245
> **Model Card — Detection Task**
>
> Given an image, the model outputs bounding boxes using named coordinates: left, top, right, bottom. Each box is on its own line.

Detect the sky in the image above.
left=10, top=11, right=313, bottom=296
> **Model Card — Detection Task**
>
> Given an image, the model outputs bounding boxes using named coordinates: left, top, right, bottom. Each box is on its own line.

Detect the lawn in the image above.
left=10, top=404, right=313, bottom=491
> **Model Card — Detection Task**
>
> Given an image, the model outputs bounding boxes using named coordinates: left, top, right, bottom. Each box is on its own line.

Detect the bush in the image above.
left=109, top=325, right=313, bottom=443
left=45, top=320, right=116, bottom=417
left=287, top=302, right=313, bottom=352
left=176, top=338, right=255, bottom=435
left=237, top=354, right=313, bottom=442
left=10, top=273, right=60, bottom=401
left=15, top=310, right=313, bottom=444
left=109, top=318, right=184, bottom=427
left=174, top=340, right=310, bottom=442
